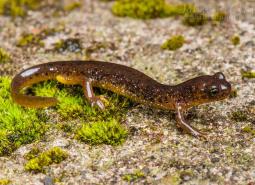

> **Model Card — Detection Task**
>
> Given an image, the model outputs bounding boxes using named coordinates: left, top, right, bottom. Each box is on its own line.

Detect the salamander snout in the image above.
left=206, top=72, right=231, bottom=101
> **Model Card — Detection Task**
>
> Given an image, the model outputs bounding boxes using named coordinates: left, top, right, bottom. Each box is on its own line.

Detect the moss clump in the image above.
left=32, top=80, right=132, bottom=121
left=0, top=0, right=40, bottom=17
left=122, top=170, right=145, bottom=182
left=0, top=77, right=48, bottom=156
left=241, top=70, right=255, bottom=79
left=17, top=33, right=44, bottom=47
left=25, top=147, right=68, bottom=173
left=231, top=35, right=240, bottom=46
left=57, top=91, right=85, bottom=119
left=0, top=48, right=11, bottom=63
left=182, top=11, right=208, bottom=26
left=229, top=89, right=238, bottom=98
left=0, top=179, right=11, bottom=185
left=112, top=0, right=195, bottom=19
left=0, top=0, right=82, bottom=17
left=54, top=38, right=82, bottom=53
left=30, top=76, right=132, bottom=145
left=230, top=110, right=248, bottom=122
left=24, top=146, right=41, bottom=160
left=112, top=0, right=168, bottom=19
left=213, top=11, right=227, bottom=23
left=76, top=118, right=128, bottom=146
left=161, top=35, right=185, bottom=51
left=165, top=4, right=196, bottom=17
left=64, top=2, right=82, bottom=11
left=17, top=27, right=64, bottom=48
left=242, top=125, right=255, bottom=136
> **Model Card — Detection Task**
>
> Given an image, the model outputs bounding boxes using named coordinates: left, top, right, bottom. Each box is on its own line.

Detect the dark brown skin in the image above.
left=11, top=60, right=232, bottom=138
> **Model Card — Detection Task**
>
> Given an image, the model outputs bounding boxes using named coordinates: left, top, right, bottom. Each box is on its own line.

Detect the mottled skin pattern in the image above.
left=11, top=60, right=231, bottom=138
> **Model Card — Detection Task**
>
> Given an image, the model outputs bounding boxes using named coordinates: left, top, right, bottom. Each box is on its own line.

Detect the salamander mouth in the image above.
left=222, top=81, right=232, bottom=96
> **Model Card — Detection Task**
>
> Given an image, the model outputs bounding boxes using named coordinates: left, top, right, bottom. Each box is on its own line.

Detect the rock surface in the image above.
left=0, top=0, right=254, bottom=184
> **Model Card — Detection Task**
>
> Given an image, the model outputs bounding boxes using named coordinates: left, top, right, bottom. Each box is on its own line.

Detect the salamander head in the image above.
left=179, top=72, right=231, bottom=107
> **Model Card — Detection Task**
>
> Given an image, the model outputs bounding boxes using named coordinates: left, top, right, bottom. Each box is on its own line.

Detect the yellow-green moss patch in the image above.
left=17, top=27, right=64, bottom=48
left=0, top=77, right=48, bottom=156
left=230, top=110, right=248, bottom=122
left=231, top=35, right=240, bottom=46
left=64, top=2, right=82, bottom=12
left=229, top=89, right=238, bottom=98
left=122, top=170, right=145, bottom=182
left=161, top=35, right=185, bottom=51
left=17, top=33, right=44, bottom=47
left=27, top=77, right=132, bottom=146
left=182, top=11, right=208, bottom=26
left=241, top=70, right=255, bottom=79
left=213, top=11, right=227, bottom=23
left=0, top=179, right=11, bottom=185
left=76, top=118, right=128, bottom=146
left=25, top=147, right=68, bottom=173
left=242, top=125, right=255, bottom=136
left=32, top=81, right=132, bottom=121
left=24, top=146, right=41, bottom=160
left=0, top=0, right=83, bottom=17
left=0, top=48, right=11, bottom=63
left=0, top=0, right=41, bottom=17
left=54, top=38, right=82, bottom=53
left=112, top=0, right=195, bottom=19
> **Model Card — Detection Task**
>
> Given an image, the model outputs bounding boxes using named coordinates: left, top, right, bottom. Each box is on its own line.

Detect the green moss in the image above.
left=229, top=89, right=238, bottom=98
left=25, top=147, right=68, bottom=173
left=0, top=179, right=11, bottom=185
left=17, top=27, right=64, bottom=48
left=164, top=4, right=196, bottom=17
left=122, top=170, right=145, bottom=182
left=241, top=70, right=255, bottom=79
left=17, top=33, right=44, bottom=47
left=64, top=2, right=82, bottom=11
left=111, top=0, right=195, bottom=19
left=0, top=77, right=48, bottom=156
left=31, top=81, right=83, bottom=119
left=213, top=11, right=227, bottom=22
left=161, top=35, right=185, bottom=50
left=57, top=91, right=85, bottom=119
left=231, top=35, right=240, bottom=46
left=32, top=81, right=132, bottom=121
left=0, top=48, right=11, bottom=63
left=24, top=146, right=41, bottom=160
left=230, top=110, right=248, bottom=122
left=29, top=76, right=132, bottom=145
left=76, top=118, right=128, bottom=146
left=0, top=0, right=40, bottom=17
left=54, top=38, right=82, bottom=53
left=242, top=125, right=255, bottom=136
left=182, top=11, right=208, bottom=26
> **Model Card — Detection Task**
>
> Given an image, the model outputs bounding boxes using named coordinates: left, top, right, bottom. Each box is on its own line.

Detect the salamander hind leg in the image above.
left=175, top=104, right=207, bottom=139
left=81, top=78, right=105, bottom=110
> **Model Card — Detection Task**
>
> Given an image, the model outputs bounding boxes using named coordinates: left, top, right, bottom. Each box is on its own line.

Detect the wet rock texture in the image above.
left=0, top=0, right=254, bottom=184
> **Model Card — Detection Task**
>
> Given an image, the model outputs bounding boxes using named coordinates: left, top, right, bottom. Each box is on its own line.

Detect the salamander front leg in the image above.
left=175, top=104, right=207, bottom=139
left=82, top=79, right=105, bottom=110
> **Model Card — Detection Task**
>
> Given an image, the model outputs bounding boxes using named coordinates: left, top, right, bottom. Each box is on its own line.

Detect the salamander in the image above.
left=11, top=60, right=231, bottom=138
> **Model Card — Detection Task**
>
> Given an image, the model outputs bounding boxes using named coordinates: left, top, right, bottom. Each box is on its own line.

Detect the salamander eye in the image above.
left=209, top=86, right=219, bottom=97
left=214, top=72, right=225, bottom=80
